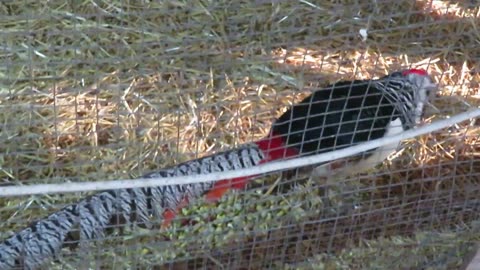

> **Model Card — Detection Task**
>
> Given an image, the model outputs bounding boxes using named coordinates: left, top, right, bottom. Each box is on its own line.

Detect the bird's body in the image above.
left=0, top=69, right=437, bottom=269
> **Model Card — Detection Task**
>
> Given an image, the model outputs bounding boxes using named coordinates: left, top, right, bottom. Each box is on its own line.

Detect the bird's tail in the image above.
left=0, top=143, right=266, bottom=269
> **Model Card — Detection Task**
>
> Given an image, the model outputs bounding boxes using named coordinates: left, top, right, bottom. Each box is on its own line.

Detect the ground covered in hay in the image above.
left=0, top=0, right=479, bottom=269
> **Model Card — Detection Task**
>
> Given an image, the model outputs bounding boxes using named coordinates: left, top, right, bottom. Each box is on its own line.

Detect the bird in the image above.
left=0, top=68, right=437, bottom=269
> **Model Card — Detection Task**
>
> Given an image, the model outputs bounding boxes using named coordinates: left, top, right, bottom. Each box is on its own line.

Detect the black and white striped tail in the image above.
left=0, top=144, right=265, bottom=269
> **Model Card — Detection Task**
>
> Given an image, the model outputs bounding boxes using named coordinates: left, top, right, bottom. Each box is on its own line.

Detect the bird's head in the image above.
left=380, top=68, right=438, bottom=128
left=401, top=68, right=437, bottom=101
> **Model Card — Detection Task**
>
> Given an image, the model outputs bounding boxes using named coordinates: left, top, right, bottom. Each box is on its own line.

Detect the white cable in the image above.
left=1, top=108, right=479, bottom=197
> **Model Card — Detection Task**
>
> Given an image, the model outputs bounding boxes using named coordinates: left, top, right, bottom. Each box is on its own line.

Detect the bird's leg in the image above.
left=309, top=160, right=343, bottom=209
left=309, top=159, right=361, bottom=212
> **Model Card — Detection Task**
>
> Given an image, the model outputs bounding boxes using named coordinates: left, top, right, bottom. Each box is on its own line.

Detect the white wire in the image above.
left=1, top=108, right=479, bottom=197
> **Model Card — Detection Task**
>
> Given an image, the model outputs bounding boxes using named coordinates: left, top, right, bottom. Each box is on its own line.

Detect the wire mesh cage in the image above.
left=0, top=0, right=479, bottom=269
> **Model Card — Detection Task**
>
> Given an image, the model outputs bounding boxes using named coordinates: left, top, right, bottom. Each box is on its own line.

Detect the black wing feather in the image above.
left=271, top=80, right=402, bottom=155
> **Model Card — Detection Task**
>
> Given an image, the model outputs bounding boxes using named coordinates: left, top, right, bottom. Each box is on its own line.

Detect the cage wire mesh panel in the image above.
left=0, top=0, right=479, bottom=269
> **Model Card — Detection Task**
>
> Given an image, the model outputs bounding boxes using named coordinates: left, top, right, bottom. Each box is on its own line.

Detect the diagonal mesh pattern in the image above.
left=0, top=0, right=479, bottom=269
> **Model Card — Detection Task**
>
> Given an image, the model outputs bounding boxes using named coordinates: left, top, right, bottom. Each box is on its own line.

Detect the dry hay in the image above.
left=0, top=0, right=479, bottom=269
